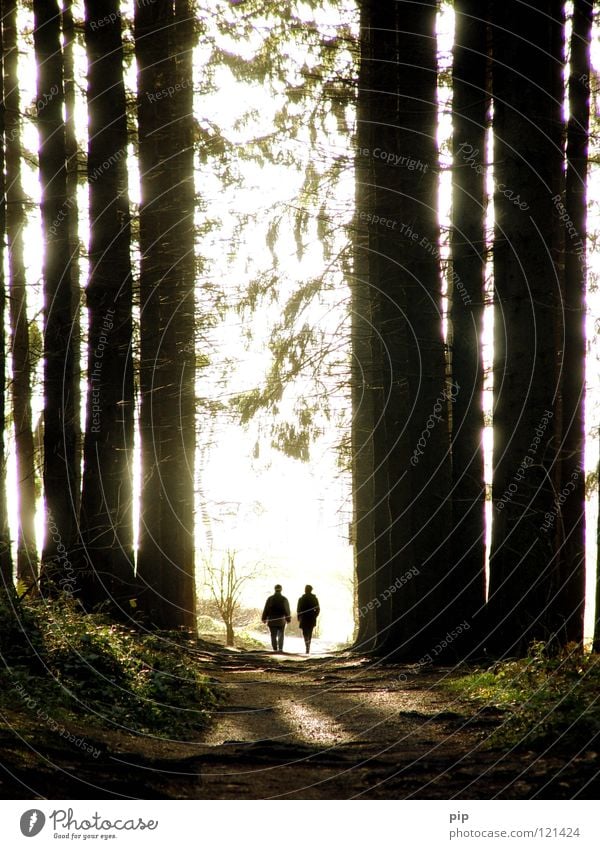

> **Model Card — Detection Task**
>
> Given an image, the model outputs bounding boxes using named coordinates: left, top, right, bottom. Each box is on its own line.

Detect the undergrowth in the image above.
left=444, top=641, right=600, bottom=749
left=0, top=594, right=218, bottom=739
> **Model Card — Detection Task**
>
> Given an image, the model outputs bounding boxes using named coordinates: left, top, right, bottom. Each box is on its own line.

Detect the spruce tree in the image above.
left=488, top=0, right=566, bottom=654
left=33, top=0, right=78, bottom=592
left=4, top=0, right=37, bottom=589
left=449, top=0, right=489, bottom=647
left=79, top=0, right=135, bottom=613
left=558, top=0, right=593, bottom=645
left=135, top=0, right=196, bottom=628
left=0, top=5, right=14, bottom=590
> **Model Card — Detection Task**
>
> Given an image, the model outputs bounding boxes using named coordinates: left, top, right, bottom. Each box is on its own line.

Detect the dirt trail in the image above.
left=1, top=648, right=598, bottom=799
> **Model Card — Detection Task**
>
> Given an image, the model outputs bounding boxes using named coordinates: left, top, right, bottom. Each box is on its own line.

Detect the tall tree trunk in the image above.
left=387, top=0, right=452, bottom=660
left=135, top=0, right=171, bottom=627
left=351, top=0, right=389, bottom=651
left=3, top=0, right=37, bottom=589
left=488, top=0, right=565, bottom=655
left=353, top=0, right=412, bottom=653
left=34, top=0, right=77, bottom=591
left=79, top=0, right=135, bottom=613
left=352, top=2, right=396, bottom=649
left=62, top=1, right=81, bottom=519
left=0, top=9, right=14, bottom=591
left=163, top=0, right=196, bottom=627
left=367, top=0, right=414, bottom=655
left=354, top=0, right=451, bottom=659
left=595, top=430, right=600, bottom=653
left=449, top=0, right=489, bottom=650
left=135, top=0, right=196, bottom=629
left=556, top=0, right=592, bottom=645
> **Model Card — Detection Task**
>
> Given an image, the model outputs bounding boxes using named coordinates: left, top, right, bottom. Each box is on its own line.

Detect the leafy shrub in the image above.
left=0, top=594, right=45, bottom=669
left=445, top=641, right=600, bottom=749
left=0, top=595, right=218, bottom=738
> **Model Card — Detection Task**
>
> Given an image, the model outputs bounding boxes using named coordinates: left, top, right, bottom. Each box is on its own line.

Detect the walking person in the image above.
left=262, top=584, right=291, bottom=653
left=297, top=585, right=320, bottom=654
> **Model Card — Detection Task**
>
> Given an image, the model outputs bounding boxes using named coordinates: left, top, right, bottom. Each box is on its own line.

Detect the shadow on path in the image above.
left=1, top=645, right=598, bottom=799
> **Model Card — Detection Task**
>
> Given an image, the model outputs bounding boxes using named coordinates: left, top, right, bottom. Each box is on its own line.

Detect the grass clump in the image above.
left=444, top=641, right=600, bottom=749
left=0, top=594, right=218, bottom=739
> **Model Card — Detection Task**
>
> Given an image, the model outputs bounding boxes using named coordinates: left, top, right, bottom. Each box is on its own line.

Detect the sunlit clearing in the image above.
left=191, top=1, right=356, bottom=646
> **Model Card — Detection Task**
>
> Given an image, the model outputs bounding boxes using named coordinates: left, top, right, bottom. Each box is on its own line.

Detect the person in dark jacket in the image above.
left=262, top=584, right=291, bottom=652
left=297, top=585, right=320, bottom=654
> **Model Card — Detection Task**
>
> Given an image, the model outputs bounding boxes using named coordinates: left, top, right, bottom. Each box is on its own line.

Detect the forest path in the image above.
left=180, top=649, right=596, bottom=799
left=1, top=647, right=597, bottom=799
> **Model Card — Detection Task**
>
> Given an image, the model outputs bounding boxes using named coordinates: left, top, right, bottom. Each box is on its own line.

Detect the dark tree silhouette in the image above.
left=559, top=0, right=593, bottom=645
left=351, top=0, right=377, bottom=651
left=135, top=0, right=196, bottom=628
left=354, top=0, right=452, bottom=659
left=386, top=0, right=453, bottom=659
left=0, top=7, right=13, bottom=590
left=33, top=0, right=77, bottom=591
left=4, top=0, right=37, bottom=589
left=368, top=0, right=416, bottom=654
left=488, top=0, right=566, bottom=654
left=159, top=0, right=197, bottom=628
left=79, top=0, right=135, bottom=613
left=62, top=0, right=81, bottom=518
left=449, top=0, right=489, bottom=645
left=596, top=428, right=600, bottom=652
left=0, top=0, right=591, bottom=662
left=134, top=0, right=166, bottom=624
left=353, top=0, right=414, bottom=653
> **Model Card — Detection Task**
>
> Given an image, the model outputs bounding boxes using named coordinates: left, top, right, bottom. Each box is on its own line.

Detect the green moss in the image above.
left=444, top=642, right=600, bottom=749
left=0, top=595, right=218, bottom=738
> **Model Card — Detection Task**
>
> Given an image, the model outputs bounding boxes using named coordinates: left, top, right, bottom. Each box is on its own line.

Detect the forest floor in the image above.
left=1, top=643, right=598, bottom=800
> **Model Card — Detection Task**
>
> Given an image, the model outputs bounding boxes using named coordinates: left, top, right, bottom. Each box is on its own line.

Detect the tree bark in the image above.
left=353, top=0, right=452, bottom=659
left=34, top=0, right=78, bottom=592
left=488, top=0, right=565, bottom=655
left=135, top=0, right=196, bottom=629
left=557, top=0, right=592, bottom=645
left=79, top=0, right=135, bottom=614
left=62, top=1, right=81, bottom=520
left=162, top=0, right=196, bottom=628
left=4, top=0, right=37, bottom=589
left=595, top=429, right=600, bottom=652
left=134, top=0, right=171, bottom=626
left=449, top=0, right=489, bottom=651
left=0, top=8, right=14, bottom=590
left=367, top=0, right=414, bottom=654
left=388, top=0, right=454, bottom=660
left=351, top=0, right=382, bottom=651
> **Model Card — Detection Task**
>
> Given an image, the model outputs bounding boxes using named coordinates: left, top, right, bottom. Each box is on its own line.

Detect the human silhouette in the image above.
left=262, top=584, right=291, bottom=652
left=297, top=584, right=320, bottom=654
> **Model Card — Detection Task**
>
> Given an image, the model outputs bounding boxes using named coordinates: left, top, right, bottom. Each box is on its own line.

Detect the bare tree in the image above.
left=202, top=551, right=258, bottom=647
